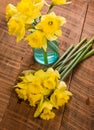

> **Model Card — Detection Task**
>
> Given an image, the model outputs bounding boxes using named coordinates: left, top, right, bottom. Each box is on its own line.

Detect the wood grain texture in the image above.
left=0, top=0, right=94, bottom=130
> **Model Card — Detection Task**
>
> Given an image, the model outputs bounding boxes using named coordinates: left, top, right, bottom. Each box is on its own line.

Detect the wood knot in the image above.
left=85, top=97, right=90, bottom=105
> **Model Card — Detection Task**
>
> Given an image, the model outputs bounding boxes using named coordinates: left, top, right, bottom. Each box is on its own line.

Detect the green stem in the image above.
left=60, top=44, right=92, bottom=80
left=52, top=44, right=74, bottom=68
left=48, top=40, right=59, bottom=55
left=81, top=49, right=94, bottom=61
left=58, top=37, right=94, bottom=72
left=47, top=4, right=54, bottom=14
left=60, top=50, right=83, bottom=78
left=65, top=37, right=87, bottom=58
left=42, top=49, right=48, bottom=65
left=52, top=37, right=86, bottom=69
left=57, top=49, right=94, bottom=73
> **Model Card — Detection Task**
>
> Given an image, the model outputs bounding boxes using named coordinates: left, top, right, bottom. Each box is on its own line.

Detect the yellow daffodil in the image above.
left=34, top=69, right=46, bottom=80
left=10, top=12, right=29, bottom=25
left=47, top=68, right=60, bottom=84
left=34, top=0, right=46, bottom=5
left=50, top=84, right=72, bottom=109
left=43, top=68, right=60, bottom=89
left=40, top=108, right=55, bottom=120
left=43, top=76, right=56, bottom=89
left=15, top=88, right=27, bottom=100
left=6, top=4, right=18, bottom=20
left=34, top=0, right=44, bottom=3
left=33, top=0, right=46, bottom=10
left=17, top=0, right=35, bottom=16
left=15, top=82, right=27, bottom=89
left=19, top=73, right=34, bottom=82
left=16, top=0, right=41, bottom=24
left=27, top=81, right=44, bottom=94
left=25, top=30, right=47, bottom=51
left=8, top=18, right=25, bottom=42
left=28, top=93, right=43, bottom=106
left=52, top=0, right=72, bottom=5
left=36, top=12, right=66, bottom=40
left=47, top=68, right=60, bottom=79
left=34, top=98, right=53, bottom=117
left=43, top=88, right=52, bottom=96
left=57, top=81, right=67, bottom=89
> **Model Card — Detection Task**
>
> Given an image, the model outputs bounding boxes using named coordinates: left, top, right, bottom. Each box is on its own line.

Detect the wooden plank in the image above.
left=0, top=0, right=28, bottom=122
left=60, top=1, right=94, bottom=130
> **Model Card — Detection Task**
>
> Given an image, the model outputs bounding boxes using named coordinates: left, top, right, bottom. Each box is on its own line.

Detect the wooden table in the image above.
left=0, top=0, right=94, bottom=130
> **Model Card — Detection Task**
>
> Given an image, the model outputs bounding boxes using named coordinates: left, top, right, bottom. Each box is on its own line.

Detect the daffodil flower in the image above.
left=34, top=69, right=46, bottom=79
left=6, top=4, right=18, bottom=20
left=50, top=82, right=72, bottom=108
left=15, top=82, right=27, bottom=89
left=36, top=12, right=66, bottom=41
left=8, top=18, right=25, bottom=42
left=57, top=81, right=67, bottom=89
left=46, top=68, right=60, bottom=79
left=16, top=0, right=41, bottom=24
left=34, top=98, right=53, bottom=117
left=33, top=0, right=47, bottom=10
left=27, top=81, right=44, bottom=94
left=15, top=87, right=27, bottom=100
left=25, top=30, right=47, bottom=51
left=19, top=73, right=34, bottom=82
left=43, top=88, right=53, bottom=96
left=15, top=82, right=27, bottom=100
left=43, top=76, right=56, bottom=89
left=52, top=0, right=72, bottom=6
left=40, top=108, right=55, bottom=120
left=42, top=68, right=59, bottom=89
left=28, top=93, right=43, bottom=106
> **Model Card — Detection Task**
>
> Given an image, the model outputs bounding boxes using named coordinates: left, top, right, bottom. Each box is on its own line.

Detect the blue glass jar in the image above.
left=33, top=40, right=59, bottom=65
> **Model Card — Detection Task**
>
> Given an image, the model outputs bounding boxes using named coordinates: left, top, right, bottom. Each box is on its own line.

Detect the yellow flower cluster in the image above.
left=26, top=12, right=66, bottom=51
left=5, top=0, right=69, bottom=50
left=6, top=0, right=45, bottom=42
left=15, top=68, right=72, bottom=120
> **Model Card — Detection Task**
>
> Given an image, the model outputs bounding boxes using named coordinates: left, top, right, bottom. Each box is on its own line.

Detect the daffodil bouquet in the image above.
left=6, top=0, right=71, bottom=64
left=15, top=68, right=72, bottom=120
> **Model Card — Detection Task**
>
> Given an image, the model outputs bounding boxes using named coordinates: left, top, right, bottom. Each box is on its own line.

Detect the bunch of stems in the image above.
left=52, top=37, right=94, bottom=80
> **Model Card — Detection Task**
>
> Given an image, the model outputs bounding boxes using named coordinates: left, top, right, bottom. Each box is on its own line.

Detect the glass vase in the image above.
left=33, top=40, right=59, bottom=65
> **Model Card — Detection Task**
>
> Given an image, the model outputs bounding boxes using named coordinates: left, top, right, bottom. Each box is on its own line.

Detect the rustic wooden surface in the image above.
left=0, top=0, right=94, bottom=130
